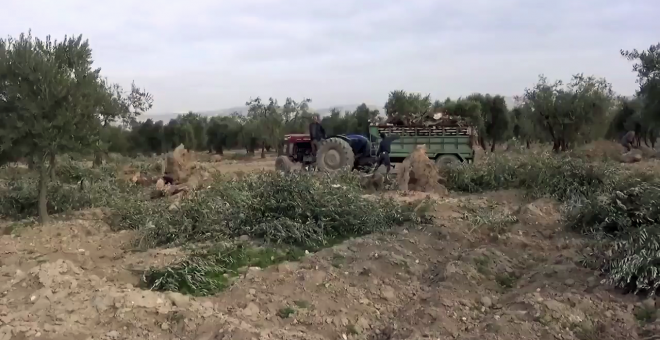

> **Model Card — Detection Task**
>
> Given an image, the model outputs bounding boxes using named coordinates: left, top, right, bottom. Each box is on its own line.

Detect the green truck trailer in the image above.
left=367, top=124, right=476, bottom=166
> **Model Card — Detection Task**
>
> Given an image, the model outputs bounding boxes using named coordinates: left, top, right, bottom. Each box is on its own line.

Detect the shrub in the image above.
left=54, top=158, right=117, bottom=184
left=114, top=170, right=428, bottom=295
left=569, top=178, right=660, bottom=294
left=444, top=151, right=619, bottom=201
left=112, top=171, right=421, bottom=249
left=142, top=243, right=305, bottom=296
left=0, top=161, right=139, bottom=220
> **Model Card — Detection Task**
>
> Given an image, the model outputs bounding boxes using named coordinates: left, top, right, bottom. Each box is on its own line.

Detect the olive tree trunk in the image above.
left=37, top=154, right=51, bottom=224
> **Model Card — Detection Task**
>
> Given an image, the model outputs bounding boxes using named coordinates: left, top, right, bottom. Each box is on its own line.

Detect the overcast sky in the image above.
left=2, top=0, right=658, bottom=114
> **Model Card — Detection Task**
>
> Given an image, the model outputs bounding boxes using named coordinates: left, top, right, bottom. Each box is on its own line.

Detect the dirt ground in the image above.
left=1, top=182, right=658, bottom=340
left=1, top=152, right=659, bottom=340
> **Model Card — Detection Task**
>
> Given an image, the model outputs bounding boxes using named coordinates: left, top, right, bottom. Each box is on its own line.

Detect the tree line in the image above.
left=109, top=46, right=660, bottom=157
left=115, top=100, right=382, bottom=158
left=1, top=30, right=659, bottom=221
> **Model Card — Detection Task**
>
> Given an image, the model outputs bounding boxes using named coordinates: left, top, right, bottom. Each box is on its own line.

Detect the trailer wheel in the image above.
left=435, top=154, right=461, bottom=168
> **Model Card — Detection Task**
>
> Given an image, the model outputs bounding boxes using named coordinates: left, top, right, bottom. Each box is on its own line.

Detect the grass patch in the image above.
left=143, top=243, right=306, bottom=296
left=277, top=307, right=296, bottom=319
left=331, top=253, right=346, bottom=268
left=495, top=272, right=518, bottom=289
left=634, top=306, right=657, bottom=325
left=294, top=300, right=311, bottom=308
left=463, top=205, right=518, bottom=235
left=474, top=257, right=491, bottom=275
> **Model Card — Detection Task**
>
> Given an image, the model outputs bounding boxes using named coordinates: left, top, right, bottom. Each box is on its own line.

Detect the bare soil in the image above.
left=1, top=184, right=658, bottom=340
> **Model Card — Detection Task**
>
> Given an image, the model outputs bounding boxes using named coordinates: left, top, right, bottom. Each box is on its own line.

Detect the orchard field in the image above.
left=1, top=33, right=660, bottom=340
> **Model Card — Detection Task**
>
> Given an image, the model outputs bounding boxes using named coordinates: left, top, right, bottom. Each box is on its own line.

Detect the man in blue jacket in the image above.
left=346, top=134, right=370, bottom=170
left=372, top=132, right=399, bottom=178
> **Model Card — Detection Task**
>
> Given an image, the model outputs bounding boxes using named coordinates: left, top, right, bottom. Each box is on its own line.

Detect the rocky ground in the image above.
left=0, top=190, right=658, bottom=340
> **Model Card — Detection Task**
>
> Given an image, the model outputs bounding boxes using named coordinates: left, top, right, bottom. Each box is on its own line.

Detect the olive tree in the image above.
left=521, top=74, right=615, bottom=151
left=246, top=97, right=284, bottom=158
left=282, top=97, right=313, bottom=133
left=384, top=90, right=433, bottom=125
left=464, top=94, right=512, bottom=152
left=0, top=32, right=107, bottom=223
left=94, top=80, right=153, bottom=165
left=620, top=43, right=660, bottom=147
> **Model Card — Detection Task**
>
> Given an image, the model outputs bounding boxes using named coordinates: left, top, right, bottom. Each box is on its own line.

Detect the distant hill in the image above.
left=138, top=97, right=519, bottom=123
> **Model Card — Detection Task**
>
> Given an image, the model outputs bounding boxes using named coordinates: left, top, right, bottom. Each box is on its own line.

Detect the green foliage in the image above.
left=206, top=116, right=241, bottom=154
left=616, top=44, right=660, bottom=147
left=0, top=32, right=104, bottom=159
left=110, top=100, right=379, bottom=156
left=112, top=171, right=418, bottom=249
left=0, top=158, right=137, bottom=220
left=54, top=158, right=116, bottom=184
left=322, top=104, right=380, bottom=136
left=143, top=243, right=305, bottom=296
left=281, top=97, right=314, bottom=134
left=0, top=176, right=134, bottom=220
left=568, top=178, right=660, bottom=295
left=384, top=90, right=433, bottom=124
left=519, top=74, right=616, bottom=151
left=444, top=151, right=617, bottom=202
left=435, top=98, right=484, bottom=130
left=606, top=98, right=642, bottom=140
left=111, top=170, right=427, bottom=296
left=0, top=31, right=152, bottom=222
left=465, top=94, right=512, bottom=150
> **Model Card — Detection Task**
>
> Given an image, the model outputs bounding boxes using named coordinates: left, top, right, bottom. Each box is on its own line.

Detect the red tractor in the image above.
left=279, top=134, right=316, bottom=169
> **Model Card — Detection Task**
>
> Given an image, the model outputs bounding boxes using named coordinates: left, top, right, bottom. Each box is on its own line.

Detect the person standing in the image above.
left=621, top=130, right=636, bottom=152
left=372, top=132, right=399, bottom=178
left=309, top=114, right=326, bottom=156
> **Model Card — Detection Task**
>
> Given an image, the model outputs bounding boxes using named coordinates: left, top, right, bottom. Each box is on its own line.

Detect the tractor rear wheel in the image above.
left=316, top=137, right=355, bottom=172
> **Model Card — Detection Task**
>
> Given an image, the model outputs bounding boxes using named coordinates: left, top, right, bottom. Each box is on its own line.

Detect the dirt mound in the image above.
left=0, top=258, right=224, bottom=339
left=576, top=140, right=659, bottom=164
left=164, top=144, right=192, bottom=183
left=129, top=172, right=158, bottom=186
left=152, top=145, right=213, bottom=210
left=120, top=165, right=156, bottom=186
left=621, top=149, right=643, bottom=163
left=397, top=145, right=448, bottom=194
left=576, top=140, right=624, bottom=161
left=275, top=155, right=295, bottom=173
left=638, top=145, right=660, bottom=158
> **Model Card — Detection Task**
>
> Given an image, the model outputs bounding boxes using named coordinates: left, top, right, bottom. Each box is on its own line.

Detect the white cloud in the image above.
left=1, top=0, right=658, bottom=114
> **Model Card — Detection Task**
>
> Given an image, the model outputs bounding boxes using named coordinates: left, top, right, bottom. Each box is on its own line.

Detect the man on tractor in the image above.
left=309, top=114, right=326, bottom=156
